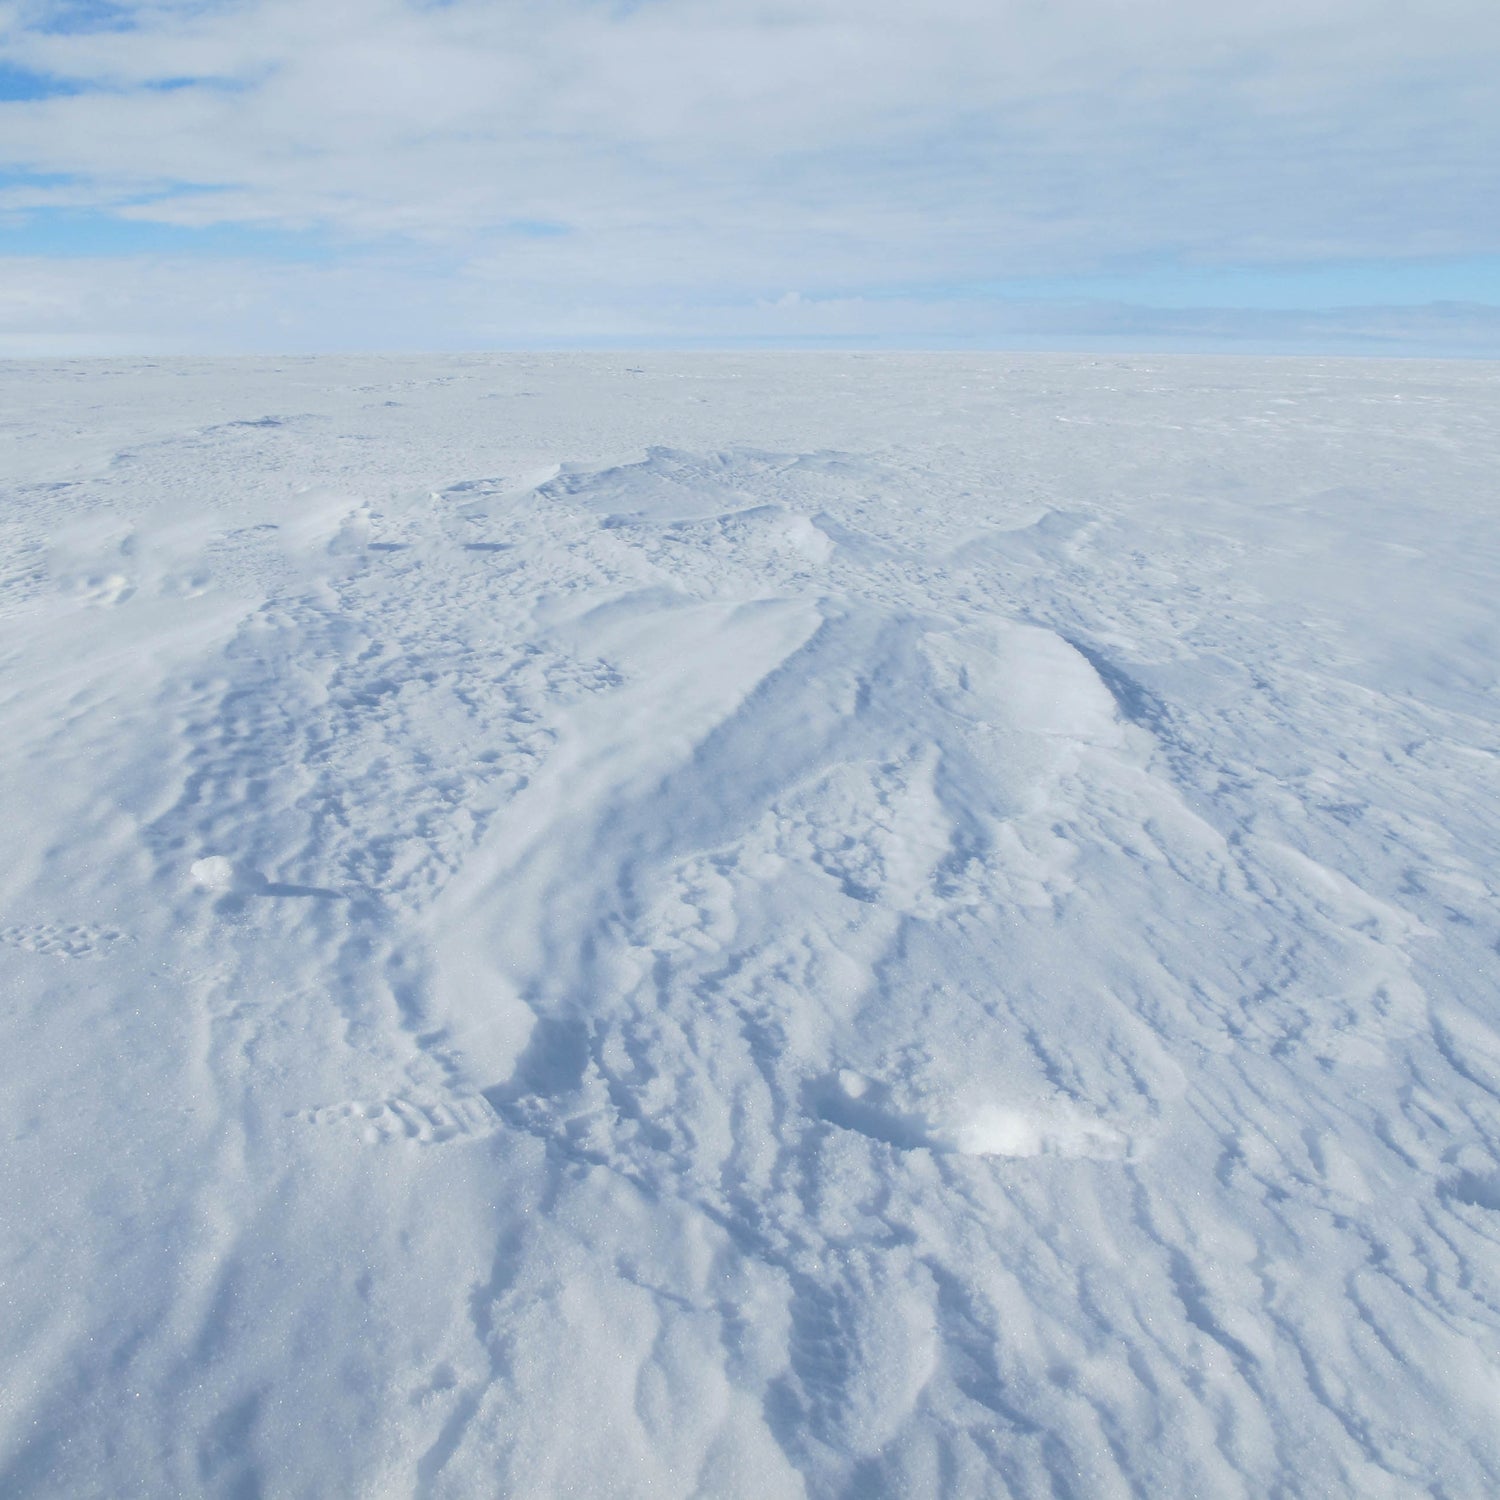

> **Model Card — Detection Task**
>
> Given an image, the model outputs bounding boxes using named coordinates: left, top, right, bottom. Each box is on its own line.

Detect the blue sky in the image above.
left=2, top=0, right=1497, bottom=355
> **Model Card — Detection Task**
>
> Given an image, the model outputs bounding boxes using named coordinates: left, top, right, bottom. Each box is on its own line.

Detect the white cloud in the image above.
left=1, top=0, right=1498, bottom=348
left=2, top=253, right=1497, bottom=359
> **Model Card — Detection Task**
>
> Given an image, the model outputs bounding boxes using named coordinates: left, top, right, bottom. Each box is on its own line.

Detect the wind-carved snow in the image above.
left=0, top=356, right=1497, bottom=1500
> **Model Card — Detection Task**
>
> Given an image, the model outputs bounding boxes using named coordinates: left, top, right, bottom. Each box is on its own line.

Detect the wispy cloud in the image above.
left=2, top=0, right=1497, bottom=351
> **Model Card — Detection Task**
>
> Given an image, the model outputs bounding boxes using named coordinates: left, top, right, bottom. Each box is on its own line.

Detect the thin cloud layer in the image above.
left=1, top=0, right=1497, bottom=349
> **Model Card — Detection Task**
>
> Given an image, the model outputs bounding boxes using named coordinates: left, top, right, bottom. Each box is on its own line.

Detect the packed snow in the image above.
left=1, top=353, right=1497, bottom=1498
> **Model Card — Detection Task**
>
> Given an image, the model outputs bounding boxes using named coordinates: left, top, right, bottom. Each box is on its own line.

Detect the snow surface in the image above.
left=1, top=352, right=1498, bottom=1498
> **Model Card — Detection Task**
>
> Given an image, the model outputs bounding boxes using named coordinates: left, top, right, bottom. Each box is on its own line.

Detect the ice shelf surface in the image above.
left=1, top=352, right=1497, bottom=1498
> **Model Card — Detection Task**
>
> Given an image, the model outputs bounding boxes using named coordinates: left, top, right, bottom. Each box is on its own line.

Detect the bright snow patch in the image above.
left=189, top=855, right=239, bottom=891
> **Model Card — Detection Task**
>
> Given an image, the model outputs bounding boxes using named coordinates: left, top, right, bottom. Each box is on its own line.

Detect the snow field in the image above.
left=0, top=354, right=1497, bottom=1497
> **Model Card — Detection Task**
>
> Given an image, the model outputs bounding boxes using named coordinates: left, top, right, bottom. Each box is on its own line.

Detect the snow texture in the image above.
left=0, top=352, right=1498, bottom=1498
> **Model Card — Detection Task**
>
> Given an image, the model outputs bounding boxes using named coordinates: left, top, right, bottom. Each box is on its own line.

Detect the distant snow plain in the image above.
left=1, top=353, right=1497, bottom=1498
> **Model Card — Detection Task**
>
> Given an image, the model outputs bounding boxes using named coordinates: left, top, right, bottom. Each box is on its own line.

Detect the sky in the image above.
left=1, top=0, right=1498, bottom=355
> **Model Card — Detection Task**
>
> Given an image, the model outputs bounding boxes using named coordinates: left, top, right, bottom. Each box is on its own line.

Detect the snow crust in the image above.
left=1, top=352, right=1498, bottom=1497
